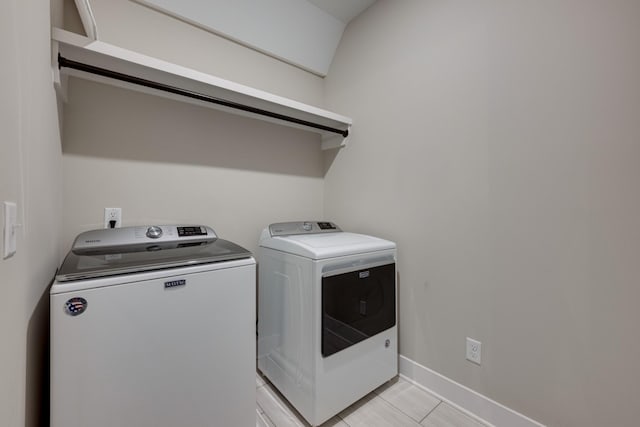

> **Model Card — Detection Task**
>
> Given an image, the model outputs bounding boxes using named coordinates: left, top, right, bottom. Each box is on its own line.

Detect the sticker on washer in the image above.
left=64, top=297, right=88, bottom=316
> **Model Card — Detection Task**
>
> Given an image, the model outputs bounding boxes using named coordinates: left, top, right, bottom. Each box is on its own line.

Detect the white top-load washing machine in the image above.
left=257, top=221, right=397, bottom=426
left=50, top=225, right=256, bottom=427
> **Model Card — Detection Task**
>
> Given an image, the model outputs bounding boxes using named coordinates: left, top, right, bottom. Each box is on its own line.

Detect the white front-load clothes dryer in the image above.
left=257, top=221, right=397, bottom=426
left=50, top=225, right=256, bottom=427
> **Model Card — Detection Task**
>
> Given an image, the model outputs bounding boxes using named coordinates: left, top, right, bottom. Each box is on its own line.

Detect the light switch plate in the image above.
left=3, top=202, right=17, bottom=259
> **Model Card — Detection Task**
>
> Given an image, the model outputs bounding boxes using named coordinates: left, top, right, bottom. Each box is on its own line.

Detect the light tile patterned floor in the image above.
left=255, top=371, right=488, bottom=427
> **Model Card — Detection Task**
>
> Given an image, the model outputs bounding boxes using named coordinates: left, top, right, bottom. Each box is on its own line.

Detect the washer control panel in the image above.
left=72, top=225, right=216, bottom=252
left=177, top=226, right=209, bottom=237
left=269, top=221, right=341, bottom=237
left=146, top=226, right=163, bottom=239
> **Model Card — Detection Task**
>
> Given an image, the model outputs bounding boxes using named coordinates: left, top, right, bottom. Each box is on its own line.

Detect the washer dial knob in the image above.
left=146, top=226, right=163, bottom=239
left=302, top=222, right=313, bottom=231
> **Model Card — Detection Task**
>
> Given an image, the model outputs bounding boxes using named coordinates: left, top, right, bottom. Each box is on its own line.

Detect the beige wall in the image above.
left=0, top=0, right=63, bottom=426
left=0, top=1, right=325, bottom=425
left=22, top=1, right=640, bottom=426
left=59, top=0, right=328, bottom=253
left=324, top=1, right=640, bottom=426
left=62, top=78, right=325, bottom=253
left=86, top=0, right=324, bottom=106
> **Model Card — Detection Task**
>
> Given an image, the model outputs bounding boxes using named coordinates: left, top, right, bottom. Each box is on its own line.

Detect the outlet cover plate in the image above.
left=466, top=337, right=482, bottom=365
left=104, top=208, right=122, bottom=229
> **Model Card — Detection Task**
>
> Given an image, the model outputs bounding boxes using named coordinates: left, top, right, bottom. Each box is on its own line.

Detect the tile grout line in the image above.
left=397, top=372, right=495, bottom=427
left=374, top=392, right=428, bottom=424
left=258, top=389, right=293, bottom=427
left=373, top=379, right=445, bottom=425
left=260, top=375, right=447, bottom=427
left=419, top=401, right=443, bottom=424
left=258, top=407, right=278, bottom=427
left=261, top=381, right=309, bottom=427
left=336, top=413, right=351, bottom=427
left=342, top=391, right=424, bottom=427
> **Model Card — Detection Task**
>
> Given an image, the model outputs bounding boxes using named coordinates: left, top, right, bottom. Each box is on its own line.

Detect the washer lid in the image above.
left=260, top=230, right=395, bottom=260
left=57, top=226, right=252, bottom=282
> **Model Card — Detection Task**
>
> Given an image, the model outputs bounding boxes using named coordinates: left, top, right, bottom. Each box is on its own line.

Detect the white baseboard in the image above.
left=399, top=355, right=545, bottom=427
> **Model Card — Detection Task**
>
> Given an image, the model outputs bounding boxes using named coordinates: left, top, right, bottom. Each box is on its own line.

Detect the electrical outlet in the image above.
left=104, top=208, right=122, bottom=229
left=466, top=337, right=482, bottom=365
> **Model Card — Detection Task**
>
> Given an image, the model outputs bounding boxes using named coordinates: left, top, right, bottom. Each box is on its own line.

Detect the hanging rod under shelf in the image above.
left=57, top=54, right=349, bottom=138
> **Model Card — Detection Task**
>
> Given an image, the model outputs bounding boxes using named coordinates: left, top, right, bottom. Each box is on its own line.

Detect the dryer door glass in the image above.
left=322, top=263, right=396, bottom=357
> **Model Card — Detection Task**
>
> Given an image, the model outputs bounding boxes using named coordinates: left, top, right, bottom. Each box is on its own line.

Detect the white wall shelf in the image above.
left=51, top=28, right=352, bottom=150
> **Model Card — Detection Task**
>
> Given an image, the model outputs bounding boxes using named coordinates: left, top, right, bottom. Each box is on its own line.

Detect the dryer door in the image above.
left=321, top=262, right=396, bottom=357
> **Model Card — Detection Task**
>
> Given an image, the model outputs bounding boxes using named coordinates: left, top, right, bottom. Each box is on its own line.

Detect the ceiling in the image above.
left=133, top=0, right=377, bottom=76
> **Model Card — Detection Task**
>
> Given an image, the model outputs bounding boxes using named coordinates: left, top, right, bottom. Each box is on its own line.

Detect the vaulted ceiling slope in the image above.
left=131, top=0, right=377, bottom=76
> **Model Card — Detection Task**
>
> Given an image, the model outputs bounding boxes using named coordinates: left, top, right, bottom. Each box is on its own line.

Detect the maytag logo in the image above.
left=164, top=279, right=186, bottom=289
left=359, top=271, right=370, bottom=279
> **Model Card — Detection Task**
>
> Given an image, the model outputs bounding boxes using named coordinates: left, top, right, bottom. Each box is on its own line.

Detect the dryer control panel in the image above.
left=269, top=221, right=341, bottom=237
